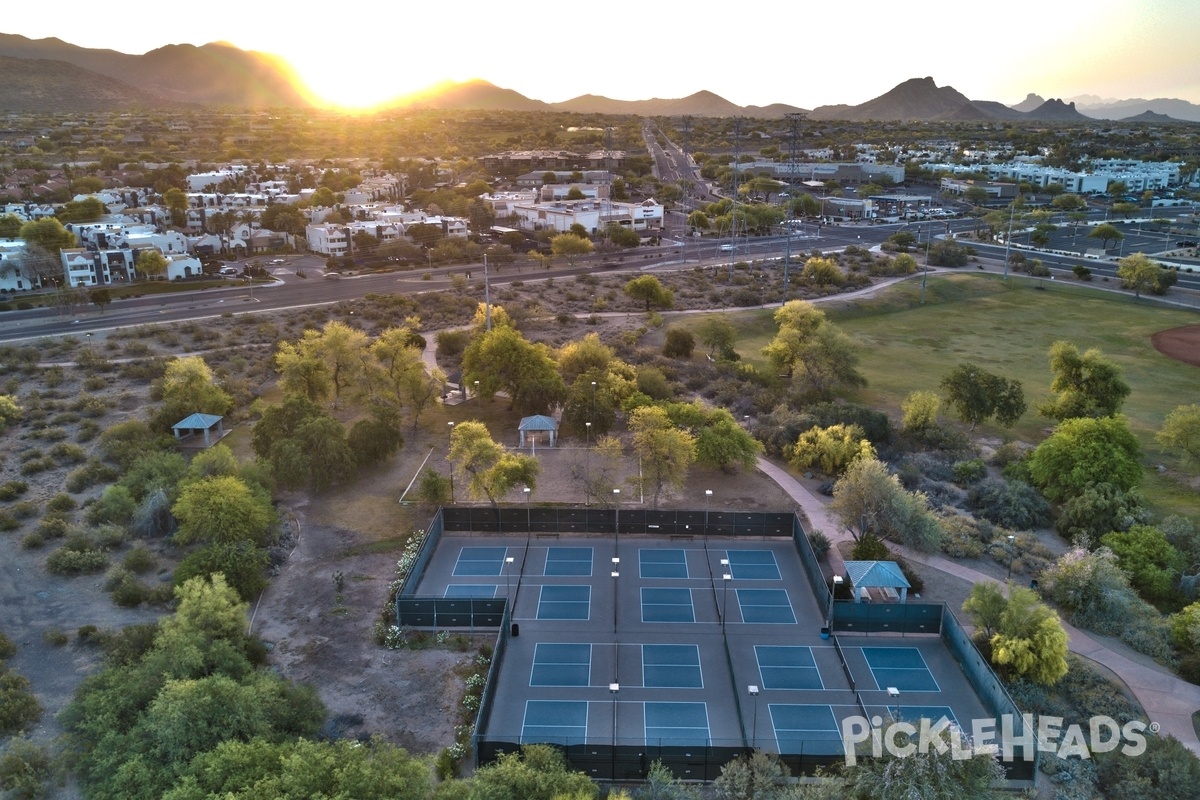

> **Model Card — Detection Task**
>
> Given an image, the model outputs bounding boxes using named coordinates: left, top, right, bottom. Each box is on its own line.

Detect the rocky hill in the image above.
left=0, top=54, right=162, bottom=111
left=0, top=34, right=309, bottom=107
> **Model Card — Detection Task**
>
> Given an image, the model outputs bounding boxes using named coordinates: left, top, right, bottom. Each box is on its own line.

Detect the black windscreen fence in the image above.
left=440, top=506, right=795, bottom=538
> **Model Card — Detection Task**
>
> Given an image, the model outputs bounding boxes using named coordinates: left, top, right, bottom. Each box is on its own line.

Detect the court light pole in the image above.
left=829, top=575, right=843, bottom=628
left=610, top=683, right=620, bottom=751
left=447, top=422, right=455, bottom=503
left=1007, top=534, right=1016, bottom=580
left=505, top=556, right=514, bottom=600
left=523, top=486, right=531, bottom=532
left=888, top=686, right=901, bottom=723
left=722, top=571, right=732, bottom=634
left=611, top=557, right=620, bottom=634
left=748, top=685, right=760, bottom=748
left=585, top=422, right=592, bottom=506
left=474, top=380, right=479, bottom=408
left=704, top=489, right=712, bottom=540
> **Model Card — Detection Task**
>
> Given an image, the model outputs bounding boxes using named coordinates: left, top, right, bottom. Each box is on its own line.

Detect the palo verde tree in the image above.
left=462, top=325, right=566, bottom=416
left=448, top=421, right=539, bottom=507
left=762, top=300, right=865, bottom=400
left=939, top=363, right=1026, bottom=430
left=829, top=458, right=942, bottom=552
left=629, top=405, right=696, bottom=508
left=1037, top=340, right=1130, bottom=421
left=1088, top=223, right=1124, bottom=250
left=1027, top=414, right=1142, bottom=502
left=1157, top=404, right=1200, bottom=467
left=624, top=274, right=674, bottom=312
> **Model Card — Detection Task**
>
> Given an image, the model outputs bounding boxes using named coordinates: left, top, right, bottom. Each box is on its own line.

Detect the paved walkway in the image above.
left=756, top=455, right=1200, bottom=755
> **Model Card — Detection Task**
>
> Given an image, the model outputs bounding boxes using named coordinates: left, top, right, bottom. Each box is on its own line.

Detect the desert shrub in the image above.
left=1056, top=482, right=1151, bottom=545
left=122, top=546, right=156, bottom=574
left=77, top=419, right=101, bottom=443
left=10, top=501, right=38, bottom=519
left=0, top=669, right=42, bottom=734
left=807, top=531, right=831, bottom=560
left=1041, top=547, right=1176, bottom=664
left=106, top=569, right=150, bottom=608
left=49, top=442, right=87, bottom=464
left=347, top=418, right=404, bottom=468
left=785, top=424, right=874, bottom=476
left=0, top=480, right=29, bottom=501
left=851, top=533, right=890, bottom=561
left=951, top=458, right=987, bottom=485
left=1102, top=525, right=1186, bottom=610
left=46, top=493, right=77, bottom=513
left=86, top=485, right=137, bottom=526
left=19, top=457, right=53, bottom=476
left=65, top=459, right=120, bottom=493
left=46, top=545, right=109, bottom=575
left=1179, top=654, right=1200, bottom=685
left=173, top=541, right=270, bottom=601
left=35, top=514, right=71, bottom=541
left=965, top=478, right=1052, bottom=530
left=0, top=631, right=14, bottom=659
left=0, top=511, right=18, bottom=532
left=989, top=441, right=1025, bottom=468
left=92, top=524, right=127, bottom=549
left=940, top=514, right=987, bottom=559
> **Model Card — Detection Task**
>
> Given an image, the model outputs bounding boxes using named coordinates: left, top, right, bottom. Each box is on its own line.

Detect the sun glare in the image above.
left=287, top=58, right=424, bottom=112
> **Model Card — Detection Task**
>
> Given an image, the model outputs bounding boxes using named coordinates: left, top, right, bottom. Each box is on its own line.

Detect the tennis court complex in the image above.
left=409, top=532, right=991, bottom=770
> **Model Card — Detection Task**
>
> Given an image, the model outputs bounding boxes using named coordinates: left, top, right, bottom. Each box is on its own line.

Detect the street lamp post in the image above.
left=585, top=422, right=592, bottom=506
left=447, top=422, right=455, bottom=503
left=474, top=380, right=480, bottom=407
left=523, top=486, right=531, bottom=531
left=720, top=563, right=732, bottom=634
left=610, top=683, right=620, bottom=751
left=888, top=686, right=901, bottom=723
left=704, top=489, right=712, bottom=540
left=505, top=556, right=514, bottom=600
left=1007, top=534, right=1016, bottom=580
left=749, top=685, right=760, bottom=748
left=611, top=558, right=620, bottom=633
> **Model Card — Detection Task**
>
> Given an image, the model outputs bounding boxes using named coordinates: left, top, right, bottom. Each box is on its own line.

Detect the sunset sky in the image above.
left=6, top=0, right=1198, bottom=111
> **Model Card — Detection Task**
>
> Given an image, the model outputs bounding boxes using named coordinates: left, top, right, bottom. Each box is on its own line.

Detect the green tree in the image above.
left=448, top=421, right=539, bottom=507
left=162, top=355, right=233, bottom=415
left=136, top=248, right=168, bottom=279
left=712, top=750, right=791, bottom=800
left=173, top=540, right=270, bottom=602
left=1158, top=404, right=1200, bottom=467
left=164, top=736, right=431, bottom=800
left=1088, top=223, right=1124, bottom=250
left=786, top=424, right=875, bottom=476
left=550, top=232, right=593, bottom=265
left=606, top=223, right=641, bottom=248
left=962, top=582, right=1008, bottom=638
left=900, top=390, right=941, bottom=434
left=695, top=409, right=762, bottom=473
left=89, top=286, right=112, bottom=313
left=989, top=586, right=1070, bottom=685
left=939, top=363, right=1026, bottom=429
left=830, top=458, right=942, bottom=552
left=763, top=300, right=865, bottom=399
left=1116, top=252, right=1166, bottom=298
left=849, top=723, right=1007, bottom=800
left=462, top=326, right=565, bottom=415
left=624, top=275, right=674, bottom=311
left=18, top=218, right=76, bottom=256
left=1101, top=524, right=1185, bottom=607
left=1055, top=482, right=1149, bottom=543
left=465, top=744, right=595, bottom=800
left=695, top=315, right=738, bottom=358
left=1051, top=193, right=1087, bottom=212
left=0, top=394, right=22, bottom=431
left=662, top=326, right=695, bottom=358
left=1037, top=340, right=1130, bottom=421
left=1027, top=415, right=1142, bottom=502
left=800, top=256, right=843, bottom=286
left=0, top=213, right=22, bottom=239
left=172, top=476, right=277, bottom=547
left=58, top=196, right=106, bottom=223
left=629, top=406, right=696, bottom=508
left=163, top=187, right=189, bottom=225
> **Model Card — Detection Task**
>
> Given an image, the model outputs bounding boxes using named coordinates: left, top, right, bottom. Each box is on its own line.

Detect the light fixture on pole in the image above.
left=1007, top=534, right=1016, bottom=580
left=585, top=422, right=592, bottom=506
left=505, top=556, right=514, bottom=600
left=704, top=489, right=712, bottom=539
left=887, top=686, right=901, bottom=723
left=474, top=380, right=480, bottom=406
left=748, top=685, right=760, bottom=748
left=523, top=486, right=531, bottom=531
left=613, top=488, right=620, bottom=538
left=447, top=421, right=455, bottom=503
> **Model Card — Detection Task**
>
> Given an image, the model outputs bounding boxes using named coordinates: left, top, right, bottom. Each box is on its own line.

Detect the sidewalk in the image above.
left=756, top=455, right=1200, bottom=755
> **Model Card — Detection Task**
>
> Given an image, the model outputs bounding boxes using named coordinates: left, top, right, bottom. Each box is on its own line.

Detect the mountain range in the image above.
left=0, top=33, right=1197, bottom=123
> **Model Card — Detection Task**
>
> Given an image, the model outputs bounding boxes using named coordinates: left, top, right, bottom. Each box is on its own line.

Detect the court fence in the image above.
left=408, top=507, right=1035, bottom=787
left=473, top=738, right=848, bottom=782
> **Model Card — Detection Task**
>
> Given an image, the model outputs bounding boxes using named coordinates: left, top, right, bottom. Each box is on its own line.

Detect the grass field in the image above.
left=703, top=273, right=1200, bottom=519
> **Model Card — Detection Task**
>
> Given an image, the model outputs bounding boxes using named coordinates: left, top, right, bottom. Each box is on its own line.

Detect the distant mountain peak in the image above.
left=1010, top=92, right=1045, bottom=112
